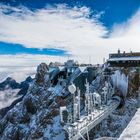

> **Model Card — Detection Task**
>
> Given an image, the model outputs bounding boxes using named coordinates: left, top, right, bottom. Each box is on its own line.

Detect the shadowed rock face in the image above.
left=35, top=63, right=49, bottom=86
left=24, top=95, right=38, bottom=114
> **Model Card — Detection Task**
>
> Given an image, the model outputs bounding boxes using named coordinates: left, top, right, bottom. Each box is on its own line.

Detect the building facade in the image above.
left=107, top=50, right=140, bottom=67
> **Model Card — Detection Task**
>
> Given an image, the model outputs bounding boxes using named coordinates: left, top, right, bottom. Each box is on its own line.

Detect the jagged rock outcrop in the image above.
left=24, top=95, right=39, bottom=114
left=35, top=63, right=50, bottom=86
left=0, top=63, right=64, bottom=140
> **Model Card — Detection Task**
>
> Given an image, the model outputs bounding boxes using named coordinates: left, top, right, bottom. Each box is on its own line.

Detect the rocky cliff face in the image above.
left=0, top=63, right=64, bottom=140
left=0, top=63, right=139, bottom=140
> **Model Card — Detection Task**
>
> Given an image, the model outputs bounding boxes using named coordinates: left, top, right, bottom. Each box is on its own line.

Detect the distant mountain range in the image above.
left=0, top=76, right=33, bottom=94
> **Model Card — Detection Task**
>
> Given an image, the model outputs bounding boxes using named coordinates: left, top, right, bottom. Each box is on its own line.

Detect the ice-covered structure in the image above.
left=60, top=106, right=68, bottom=123
left=61, top=71, right=124, bottom=140
left=92, top=92, right=101, bottom=108
left=111, top=70, right=128, bottom=97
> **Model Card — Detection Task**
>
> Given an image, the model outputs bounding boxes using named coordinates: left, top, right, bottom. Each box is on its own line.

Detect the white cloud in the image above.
left=0, top=54, right=69, bottom=82
left=0, top=4, right=140, bottom=64
left=107, top=9, right=140, bottom=52
left=0, top=5, right=107, bottom=59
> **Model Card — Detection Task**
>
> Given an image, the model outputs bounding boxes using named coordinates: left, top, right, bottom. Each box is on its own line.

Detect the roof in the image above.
left=109, top=52, right=140, bottom=58
left=108, top=56, right=140, bottom=62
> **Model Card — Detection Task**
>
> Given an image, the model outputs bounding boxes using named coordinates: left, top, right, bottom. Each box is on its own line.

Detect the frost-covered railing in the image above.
left=64, top=99, right=120, bottom=140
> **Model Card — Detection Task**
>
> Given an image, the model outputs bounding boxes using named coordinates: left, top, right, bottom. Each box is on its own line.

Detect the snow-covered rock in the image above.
left=35, top=63, right=49, bottom=86
left=0, top=63, right=64, bottom=140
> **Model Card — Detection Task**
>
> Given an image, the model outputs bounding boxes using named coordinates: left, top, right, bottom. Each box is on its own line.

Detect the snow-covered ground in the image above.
left=118, top=107, right=140, bottom=140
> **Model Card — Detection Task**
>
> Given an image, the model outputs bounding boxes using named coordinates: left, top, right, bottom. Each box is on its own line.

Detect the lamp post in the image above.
left=68, top=84, right=76, bottom=123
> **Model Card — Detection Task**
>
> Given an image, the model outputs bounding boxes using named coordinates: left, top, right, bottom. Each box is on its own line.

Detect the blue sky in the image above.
left=0, top=0, right=140, bottom=62
left=1, top=0, right=140, bottom=28
left=0, top=42, right=66, bottom=55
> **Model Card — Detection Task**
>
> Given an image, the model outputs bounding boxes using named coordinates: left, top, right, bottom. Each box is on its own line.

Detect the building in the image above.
left=64, top=60, right=76, bottom=67
left=107, top=50, right=140, bottom=67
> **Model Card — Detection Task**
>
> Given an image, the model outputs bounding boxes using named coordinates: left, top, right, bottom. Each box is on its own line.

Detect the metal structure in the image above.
left=107, top=50, right=140, bottom=67
left=60, top=71, right=121, bottom=140
left=65, top=99, right=120, bottom=140
left=60, top=106, right=68, bottom=123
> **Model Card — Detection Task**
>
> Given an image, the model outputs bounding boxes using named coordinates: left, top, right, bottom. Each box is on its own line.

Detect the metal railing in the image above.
left=64, top=99, right=120, bottom=140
